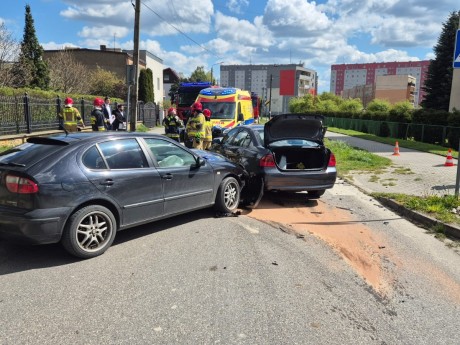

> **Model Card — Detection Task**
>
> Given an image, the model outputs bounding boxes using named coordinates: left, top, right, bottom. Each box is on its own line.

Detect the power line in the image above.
left=140, top=0, right=223, bottom=60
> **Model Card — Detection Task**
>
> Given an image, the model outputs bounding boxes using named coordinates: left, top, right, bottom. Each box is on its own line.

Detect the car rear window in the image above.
left=0, top=142, right=66, bottom=167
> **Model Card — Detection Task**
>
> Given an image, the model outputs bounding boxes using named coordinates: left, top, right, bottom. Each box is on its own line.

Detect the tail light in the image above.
left=6, top=175, right=39, bottom=194
left=328, top=152, right=336, bottom=167
left=259, top=153, right=275, bottom=167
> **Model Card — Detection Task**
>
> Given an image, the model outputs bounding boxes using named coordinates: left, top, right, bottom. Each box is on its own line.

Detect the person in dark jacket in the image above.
left=102, top=96, right=113, bottom=130
left=112, top=104, right=126, bottom=131
left=163, top=107, right=183, bottom=142
left=91, top=98, right=107, bottom=131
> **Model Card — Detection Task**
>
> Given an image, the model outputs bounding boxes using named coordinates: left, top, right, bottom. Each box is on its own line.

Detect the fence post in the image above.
left=80, top=98, right=85, bottom=122
left=23, top=93, right=31, bottom=134
left=56, top=96, right=62, bottom=129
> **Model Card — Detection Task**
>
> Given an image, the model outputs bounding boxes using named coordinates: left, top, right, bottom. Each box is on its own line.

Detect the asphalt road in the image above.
left=0, top=181, right=459, bottom=344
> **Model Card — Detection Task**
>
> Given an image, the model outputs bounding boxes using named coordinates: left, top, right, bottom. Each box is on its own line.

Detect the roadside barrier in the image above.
left=444, top=149, right=455, bottom=166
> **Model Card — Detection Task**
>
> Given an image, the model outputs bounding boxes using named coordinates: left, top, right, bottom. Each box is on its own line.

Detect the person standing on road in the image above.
left=185, top=102, right=206, bottom=149
left=102, top=96, right=113, bottom=130
left=91, top=98, right=107, bottom=131
left=112, top=104, right=126, bottom=131
left=202, top=109, right=213, bottom=150
left=163, top=107, right=183, bottom=142
left=59, top=97, right=85, bottom=132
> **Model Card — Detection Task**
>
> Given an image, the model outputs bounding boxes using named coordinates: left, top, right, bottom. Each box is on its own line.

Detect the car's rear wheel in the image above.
left=215, top=177, right=240, bottom=213
left=62, top=205, right=117, bottom=259
left=307, top=190, right=325, bottom=199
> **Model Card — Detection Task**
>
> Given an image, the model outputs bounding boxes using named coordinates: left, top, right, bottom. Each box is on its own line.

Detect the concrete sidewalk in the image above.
left=326, top=132, right=459, bottom=197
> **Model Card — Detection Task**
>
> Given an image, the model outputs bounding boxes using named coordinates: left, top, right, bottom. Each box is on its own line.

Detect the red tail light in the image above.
left=260, top=153, right=275, bottom=167
left=6, top=175, right=39, bottom=194
left=328, top=152, right=336, bottom=167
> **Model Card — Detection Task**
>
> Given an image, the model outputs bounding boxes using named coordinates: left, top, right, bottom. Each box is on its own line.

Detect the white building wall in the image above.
left=145, top=55, right=164, bottom=106
left=250, top=69, right=268, bottom=97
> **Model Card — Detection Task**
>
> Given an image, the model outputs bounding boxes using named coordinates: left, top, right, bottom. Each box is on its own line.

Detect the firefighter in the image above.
left=202, top=109, right=213, bottom=150
left=163, top=107, right=183, bottom=142
left=91, top=98, right=107, bottom=131
left=186, top=102, right=206, bottom=149
left=59, top=97, right=85, bottom=132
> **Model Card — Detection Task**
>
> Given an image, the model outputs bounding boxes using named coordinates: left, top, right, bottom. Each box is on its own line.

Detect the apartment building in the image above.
left=220, top=64, right=317, bottom=114
left=330, top=61, right=430, bottom=107
left=343, top=74, right=416, bottom=107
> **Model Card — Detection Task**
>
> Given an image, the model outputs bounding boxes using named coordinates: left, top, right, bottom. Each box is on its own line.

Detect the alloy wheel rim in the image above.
left=224, top=182, right=238, bottom=209
left=76, top=211, right=112, bottom=252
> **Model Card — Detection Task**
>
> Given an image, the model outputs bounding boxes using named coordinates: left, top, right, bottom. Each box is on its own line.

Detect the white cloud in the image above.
left=226, top=0, right=250, bottom=14
left=263, top=0, right=331, bottom=37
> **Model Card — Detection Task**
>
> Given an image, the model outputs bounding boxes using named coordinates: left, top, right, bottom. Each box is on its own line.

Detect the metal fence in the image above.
left=0, top=94, right=159, bottom=135
left=325, top=117, right=460, bottom=147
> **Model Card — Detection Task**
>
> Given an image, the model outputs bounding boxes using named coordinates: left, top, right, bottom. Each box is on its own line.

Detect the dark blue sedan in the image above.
left=0, top=132, right=246, bottom=258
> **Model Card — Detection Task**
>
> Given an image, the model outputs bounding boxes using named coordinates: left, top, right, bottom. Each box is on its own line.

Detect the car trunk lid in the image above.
left=264, top=113, right=325, bottom=146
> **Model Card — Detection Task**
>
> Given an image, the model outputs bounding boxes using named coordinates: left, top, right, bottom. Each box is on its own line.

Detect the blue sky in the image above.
left=1, top=0, right=458, bottom=93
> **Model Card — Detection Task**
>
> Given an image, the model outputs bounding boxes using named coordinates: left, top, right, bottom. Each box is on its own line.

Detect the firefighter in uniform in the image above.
left=59, top=97, right=85, bottom=132
left=186, top=102, right=206, bottom=149
left=91, top=98, right=107, bottom=131
left=163, top=107, right=183, bottom=142
left=202, top=109, right=213, bottom=150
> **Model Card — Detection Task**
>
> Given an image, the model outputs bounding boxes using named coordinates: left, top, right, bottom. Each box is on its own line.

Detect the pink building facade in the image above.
left=330, top=61, right=430, bottom=107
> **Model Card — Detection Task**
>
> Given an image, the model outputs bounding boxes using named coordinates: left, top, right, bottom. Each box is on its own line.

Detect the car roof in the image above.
left=27, top=132, right=165, bottom=145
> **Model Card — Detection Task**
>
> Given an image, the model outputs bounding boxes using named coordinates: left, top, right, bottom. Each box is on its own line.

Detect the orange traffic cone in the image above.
left=444, top=149, right=455, bottom=167
left=392, top=141, right=400, bottom=156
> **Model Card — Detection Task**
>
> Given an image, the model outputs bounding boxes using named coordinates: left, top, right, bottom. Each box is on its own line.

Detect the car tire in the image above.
left=61, top=205, right=117, bottom=259
left=215, top=177, right=240, bottom=213
left=307, top=190, right=325, bottom=199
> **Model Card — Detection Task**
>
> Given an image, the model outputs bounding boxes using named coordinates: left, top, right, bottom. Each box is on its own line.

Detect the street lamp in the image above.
left=211, top=61, right=224, bottom=85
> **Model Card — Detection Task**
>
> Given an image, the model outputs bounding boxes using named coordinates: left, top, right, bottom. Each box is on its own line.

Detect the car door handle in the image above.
left=100, top=179, right=114, bottom=186
left=162, top=173, right=173, bottom=180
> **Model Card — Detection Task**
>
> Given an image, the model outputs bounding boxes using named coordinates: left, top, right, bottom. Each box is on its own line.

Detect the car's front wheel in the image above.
left=215, top=177, right=240, bottom=213
left=61, top=205, right=117, bottom=259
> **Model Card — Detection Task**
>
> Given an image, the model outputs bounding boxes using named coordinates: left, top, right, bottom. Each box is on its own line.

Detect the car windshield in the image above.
left=177, top=93, right=198, bottom=106
left=203, top=102, right=236, bottom=120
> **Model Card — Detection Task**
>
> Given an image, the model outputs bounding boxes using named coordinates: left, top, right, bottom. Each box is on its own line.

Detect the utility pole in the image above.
left=268, top=74, right=272, bottom=118
left=130, top=0, right=141, bottom=132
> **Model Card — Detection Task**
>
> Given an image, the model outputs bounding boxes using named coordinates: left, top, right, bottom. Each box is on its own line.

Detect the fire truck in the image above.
left=174, top=82, right=212, bottom=121
left=251, top=92, right=261, bottom=122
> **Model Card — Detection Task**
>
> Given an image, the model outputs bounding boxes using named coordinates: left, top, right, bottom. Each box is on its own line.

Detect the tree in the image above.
left=13, top=4, right=50, bottom=89
left=46, top=50, right=90, bottom=93
left=89, top=67, right=125, bottom=99
left=189, top=66, right=207, bottom=82
left=339, top=98, right=363, bottom=113
left=288, top=94, right=315, bottom=112
left=0, top=23, right=20, bottom=87
left=138, top=68, right=154, bottom=103
left=366, top=99, right=392, bottom=113
left=422, top=11, right=460, bottom=111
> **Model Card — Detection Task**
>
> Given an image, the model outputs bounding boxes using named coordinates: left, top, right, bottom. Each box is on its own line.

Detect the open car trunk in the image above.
left=272, top=146, right=328, bottom=170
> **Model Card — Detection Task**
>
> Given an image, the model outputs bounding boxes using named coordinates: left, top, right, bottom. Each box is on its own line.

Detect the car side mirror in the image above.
left=195, top=156, right=206, bottom=167
left=212, top=137, right=223, bottom=144
left=238, top=113, right=244, bottom=121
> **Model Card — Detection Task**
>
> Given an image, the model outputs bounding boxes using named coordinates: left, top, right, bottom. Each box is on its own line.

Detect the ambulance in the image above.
left=195, top=87, right=254, bottom=130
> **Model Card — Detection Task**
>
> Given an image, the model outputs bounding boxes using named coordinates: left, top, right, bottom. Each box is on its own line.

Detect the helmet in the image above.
left=191, top=102, right=203, bottom=112
left=93, top=98, right=104, bottom=107
left=167, top=107, right=176, bottom=116
left=64, top=97, right=73, bottom=105
left=203, top=109, right=211, bottom=118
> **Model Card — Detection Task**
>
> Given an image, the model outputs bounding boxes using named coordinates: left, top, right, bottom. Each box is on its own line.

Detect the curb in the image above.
left=375, top=196, right=460, bottom=240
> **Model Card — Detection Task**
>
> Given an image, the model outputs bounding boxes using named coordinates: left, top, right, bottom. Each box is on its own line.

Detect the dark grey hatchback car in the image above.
left=0, top=132, right=245, bottom=258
